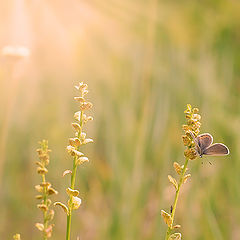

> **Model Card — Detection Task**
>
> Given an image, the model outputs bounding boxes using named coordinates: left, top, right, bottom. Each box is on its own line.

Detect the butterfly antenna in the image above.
left=205, top=156, right=212, bottom=165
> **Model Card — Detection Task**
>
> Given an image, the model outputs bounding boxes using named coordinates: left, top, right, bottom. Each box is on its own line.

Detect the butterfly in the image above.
left=189, top=132, right=229, bottom=158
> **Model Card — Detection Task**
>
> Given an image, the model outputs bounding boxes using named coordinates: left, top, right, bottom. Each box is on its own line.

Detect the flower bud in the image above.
left=182, top=135, right=191, bottom=146
left=63, top=170, right=72, bottom=177
left=80, top=102, right=93, bottom=111
left=184, top=148, right=197, bottom=160
left=48, top=187, right=58, bottom=195
left=74, top=97, right=85, bottom=102
left=76, top=156, right=89, bottom=165
left=35, top=185, right=43, bottom=193
left=173, top=162, right=182, bottom=175
left=66, top=187, right=79, bottom=197
left=37, top=167, right=48, bottom=175
left=37, top=204, right=48, bottom=212
left=35, top=223, right=44, bottom=231
left=161, top=210, right=173, bottom=227
left=72, top=123, right=81, bottom=132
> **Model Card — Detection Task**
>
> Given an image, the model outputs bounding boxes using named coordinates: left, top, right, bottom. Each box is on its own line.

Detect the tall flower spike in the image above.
left=35, top=140, right=58, bottom=240
left=162, top=104, right=201, bottom=240
left=182, top=104, right=201, bottom=161
left=55, top=82, right=93, bottom=240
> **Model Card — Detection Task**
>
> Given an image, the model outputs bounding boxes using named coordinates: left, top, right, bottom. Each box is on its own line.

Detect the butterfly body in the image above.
left=190, top=132, right=229, bottom=157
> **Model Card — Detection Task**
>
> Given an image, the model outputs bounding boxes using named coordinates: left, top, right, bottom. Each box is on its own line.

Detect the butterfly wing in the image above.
left=197, top=133, right=213, bottom=152
left=189, top=131, right=201, bottom=155
left=202, top=143, right=229, bottom=156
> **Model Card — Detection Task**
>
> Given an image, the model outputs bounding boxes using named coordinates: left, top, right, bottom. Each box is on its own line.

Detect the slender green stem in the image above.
left=66, top=211, right=72, bottom=240
left=66, top=156, right=78, bottom=240
left=165, top=158, right=189, bottom=240
left=66, top=168, right=77, bottom=240
left=42, top=174, right=48, bottom=240
left=66, top=90, right=85, bottom=240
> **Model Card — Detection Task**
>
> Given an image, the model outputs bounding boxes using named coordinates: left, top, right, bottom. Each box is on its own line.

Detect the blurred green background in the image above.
left=0, top=0, right=240, bottom=239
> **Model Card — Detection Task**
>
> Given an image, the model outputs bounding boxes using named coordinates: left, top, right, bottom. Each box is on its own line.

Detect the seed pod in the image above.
left=184, top=148, right=197, bottom=160
left=45, top=224, right=54, bottom=238
left=173, top=225, right=181, bottom=229
left=66, top=187, right=79, bottom=197
left=35, top=223, right=44, bottom=231
left=168, top=175, right=178, bottom=190
left=70, top=196, right=82, bottom=210
left=72, top=123, right=81, bottom=132
left=169, top=233, right=181, bottom=240
left=161, top=210, right=173, bottom=227
left=76, top=156, right=89, bottom=165
left=37, top=204, right=48, bottom=212
left=37, top=167, right=48, bottom=175
left=36, top=161, right=44, bottom=168
left=66, top=146, right=84, bottom=157
left=74, top=97, right=85, bottom=102
left=183, top=174, right=191, bottom=184
left=35, top=185, right=43, bottom=193
left=74, top=111, right=81, bottom=122
left=40, top=182, right=51, bottom=188
left=48, top=187, right=58, bottom=195
left=35, top=195, right=43, bottom=199
left=83, top=138, right=93, bottom=144
left=173, top=162, right=182, bottom=175
left=47, top=209, right=55, bottom=221
left=63, top=170, right=72, bottom=177
left=75, top=82, right=88, bottom=91
left=182, top=135, right=191, bottom=146
left=80, top=102, right=93, bottom=111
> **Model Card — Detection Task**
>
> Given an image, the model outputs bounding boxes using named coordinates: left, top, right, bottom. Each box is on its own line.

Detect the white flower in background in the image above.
left=1, top=45, right=30, bottom=59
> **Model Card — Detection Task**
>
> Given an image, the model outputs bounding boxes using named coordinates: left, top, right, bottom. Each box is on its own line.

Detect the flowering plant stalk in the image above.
left=54, top=82, right=93, bottom=240
left=161, top=104, right=201, bottom=240
left=35, top=140, right=58, bottom=239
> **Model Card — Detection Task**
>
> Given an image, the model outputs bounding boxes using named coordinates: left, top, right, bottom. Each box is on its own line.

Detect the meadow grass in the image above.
left=54, top=82, right=93, bottom=240
left=0, top=0, right=239, bottom=239
left=162, top=104, right=201, bottom=240
left=35, top=140, right=58, bottom=239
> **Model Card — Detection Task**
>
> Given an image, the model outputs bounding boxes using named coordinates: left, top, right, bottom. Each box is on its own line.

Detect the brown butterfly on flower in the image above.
left=190, top=132, right=229, bottom=158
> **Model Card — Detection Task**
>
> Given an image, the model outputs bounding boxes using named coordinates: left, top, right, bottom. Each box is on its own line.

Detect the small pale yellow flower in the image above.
left=80, top=102, right=93, bottom=111
left=71, top=196, right=82, bottom=210
left=66, top=187, right=79, bottom=197
left=35, top=223, right=44, bottom=231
